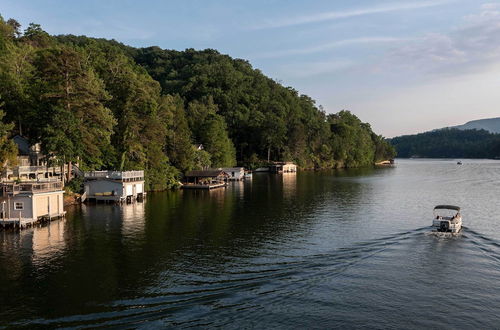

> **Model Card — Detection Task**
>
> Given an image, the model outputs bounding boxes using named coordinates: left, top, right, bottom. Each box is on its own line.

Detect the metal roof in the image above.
left=434, top=205, right=460, bottom=211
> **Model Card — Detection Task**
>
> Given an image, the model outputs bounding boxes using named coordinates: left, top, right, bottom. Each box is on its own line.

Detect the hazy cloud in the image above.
left=387, top=3, right=500, bottom=76
left=277, top=59, right=354, bottom=78
left=250, top=0, right=453, bottom=30
left=253, top=37, right=406, bottom=59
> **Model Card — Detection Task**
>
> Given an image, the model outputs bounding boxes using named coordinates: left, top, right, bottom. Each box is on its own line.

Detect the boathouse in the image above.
left=183, top=170, right=229, bottom=189
left=220, top=167, right=245, bottom=181
left=270, top=162, right=297, bottom=173
left=84, top=170, right=145, bottom=203
left=0, top=181, right=65, bottom=228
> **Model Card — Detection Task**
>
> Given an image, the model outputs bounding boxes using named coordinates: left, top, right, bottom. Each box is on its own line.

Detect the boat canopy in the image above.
left=434, top=205, right=460, bottom=211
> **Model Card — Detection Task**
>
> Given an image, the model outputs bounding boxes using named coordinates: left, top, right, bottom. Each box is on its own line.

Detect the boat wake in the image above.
left=425, top=230, right=463, bottom=239
left=11, top=225, right=500, bottom=329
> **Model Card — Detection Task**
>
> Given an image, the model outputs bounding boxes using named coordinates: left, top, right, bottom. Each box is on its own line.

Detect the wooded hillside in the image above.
left=0, top=16, right=395, bottom=190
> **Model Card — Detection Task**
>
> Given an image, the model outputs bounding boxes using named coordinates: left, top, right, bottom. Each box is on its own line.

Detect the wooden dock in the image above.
left=1, top=212, right=66, bottom=230
left=181, top=183, right=227, bottom=190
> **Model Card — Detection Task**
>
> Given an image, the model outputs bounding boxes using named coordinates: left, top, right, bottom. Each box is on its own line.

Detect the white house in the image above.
left=84, top=170, right=145, bottom=203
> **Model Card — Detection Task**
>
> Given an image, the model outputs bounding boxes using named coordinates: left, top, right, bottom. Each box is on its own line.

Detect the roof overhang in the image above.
left=434, top=205, right=460, bottom=211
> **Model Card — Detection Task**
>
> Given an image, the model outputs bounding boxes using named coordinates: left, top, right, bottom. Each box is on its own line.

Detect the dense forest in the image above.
left=0, top=16, right=395, bottom=190
left=390, top=128, right=500, bottom=158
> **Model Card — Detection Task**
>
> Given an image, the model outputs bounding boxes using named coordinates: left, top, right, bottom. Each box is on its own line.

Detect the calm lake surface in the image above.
left=2, top=159, right=500, bottom=328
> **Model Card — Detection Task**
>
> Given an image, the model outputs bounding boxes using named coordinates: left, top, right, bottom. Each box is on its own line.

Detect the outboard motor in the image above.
left=440, top=221, right=450, bottom=232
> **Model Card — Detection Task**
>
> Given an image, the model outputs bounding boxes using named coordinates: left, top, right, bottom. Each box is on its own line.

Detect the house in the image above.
left=84, top=170, right=145, bottom=203
left=270, top=162, right=298, bottom=173
left=183, top=170, right=229, bottom=189
left=0, top=181, right=65, bottom=228
left=220, top=167, right=245, bottom=181
left=2, top=135, right=65, bottom=182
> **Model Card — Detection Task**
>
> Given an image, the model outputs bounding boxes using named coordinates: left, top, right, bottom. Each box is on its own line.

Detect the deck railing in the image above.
left=0, top=181, right=64, bottom=195
left=15, top=165, right=62, bottom=174
left=84, top=170, right=144, bottom=181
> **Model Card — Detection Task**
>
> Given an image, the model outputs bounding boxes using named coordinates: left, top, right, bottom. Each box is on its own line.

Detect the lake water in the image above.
left=2, top=159, right=500, bottom=328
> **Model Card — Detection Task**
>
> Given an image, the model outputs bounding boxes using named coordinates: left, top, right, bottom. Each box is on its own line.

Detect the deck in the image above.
left=84, top=170, right=144, bottom=182
left=0, top=212, right=66, bottom=229
left=0, top=181, right=64, bottom=196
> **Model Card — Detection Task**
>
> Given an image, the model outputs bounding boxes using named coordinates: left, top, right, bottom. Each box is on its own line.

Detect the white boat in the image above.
left=432, top=205, right=462, bottom=233
left=244, top=171, right=253, bottom=179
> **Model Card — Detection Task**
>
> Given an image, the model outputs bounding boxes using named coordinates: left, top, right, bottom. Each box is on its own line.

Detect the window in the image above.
left=14, top=202, right=24, bottom=210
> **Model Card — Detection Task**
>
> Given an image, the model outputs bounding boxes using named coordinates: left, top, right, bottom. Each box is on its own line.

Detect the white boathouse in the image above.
left=0, top=181, right=65, bottom=228
left=84, top=170, right=145, bottom=203
left=270, top=162, right=297, bottom=173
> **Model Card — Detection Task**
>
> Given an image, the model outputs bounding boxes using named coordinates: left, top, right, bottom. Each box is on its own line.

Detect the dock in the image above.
left=181, top=183, right=227, bottom=190
left=1, top=212, right=66, bottom=230
left=375, top=159, right=395, bottom=166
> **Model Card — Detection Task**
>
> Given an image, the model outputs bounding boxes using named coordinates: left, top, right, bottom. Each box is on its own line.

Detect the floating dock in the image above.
left=181, top=183, right=227, bottom=190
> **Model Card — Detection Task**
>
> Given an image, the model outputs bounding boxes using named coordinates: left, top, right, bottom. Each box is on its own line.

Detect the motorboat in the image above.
left=457, top=161, right=462, bottom=165
left=432, top=205, right=462, bottom=233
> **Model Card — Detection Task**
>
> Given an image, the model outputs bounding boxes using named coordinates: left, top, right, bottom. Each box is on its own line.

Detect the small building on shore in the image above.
left=83, top=170, right=145, bottom=203
left=270, top=162, right=297, bottom=173
left=220, top=167, right=245, bottom=181
left=183, top=170, right=229, bottom=189
left=0, top=181, right=65, bottom=228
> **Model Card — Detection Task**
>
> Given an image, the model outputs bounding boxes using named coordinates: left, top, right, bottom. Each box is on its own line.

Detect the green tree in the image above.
left=193, top=147, right=211, bottom=169
left=31, top=46, right=116, bottom=168
left=0, top=107, right=17, bottom=168
left=164, top=94, right=195, bottom=172
left=186, top=97, right=236, bottom=167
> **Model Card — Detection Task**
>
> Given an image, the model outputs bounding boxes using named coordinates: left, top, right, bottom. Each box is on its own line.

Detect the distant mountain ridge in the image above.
left=450, top=117, right=500, bottom=134
left=389, top=128, right=500, bottom=158
left=389, top=117, right=500, bottom=158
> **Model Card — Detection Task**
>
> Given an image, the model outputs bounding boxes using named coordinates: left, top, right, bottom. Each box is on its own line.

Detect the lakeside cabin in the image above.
left=220, top=167, right=245, bottom=181
left=183, top=170, right=229, bottom=189
left=0, top=181, right=65, bottom=229
left=84, top=170, right=145, bottom=203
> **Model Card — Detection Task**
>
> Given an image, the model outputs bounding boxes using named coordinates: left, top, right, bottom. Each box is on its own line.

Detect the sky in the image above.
left=2, top=0, right=500, bottom=137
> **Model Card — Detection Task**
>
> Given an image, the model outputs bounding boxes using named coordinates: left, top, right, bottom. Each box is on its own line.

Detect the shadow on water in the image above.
left=0, top=173, right=338, bottom=325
